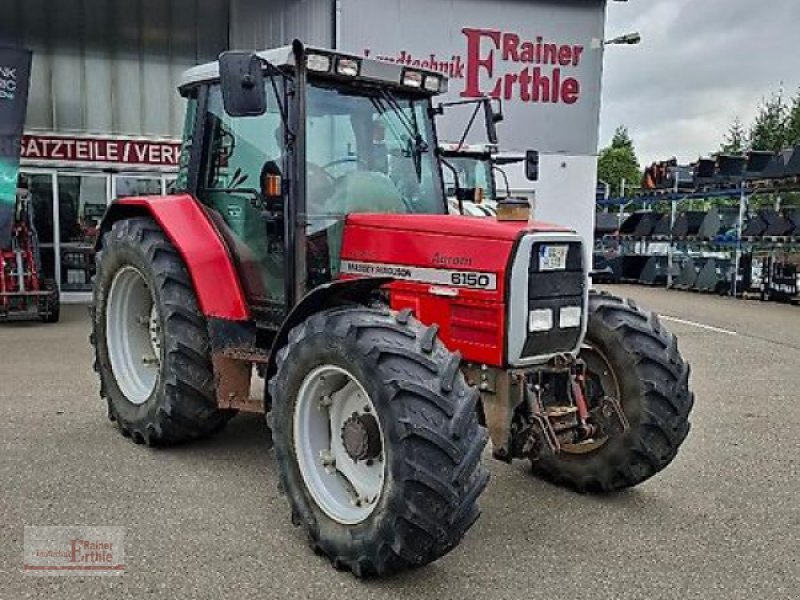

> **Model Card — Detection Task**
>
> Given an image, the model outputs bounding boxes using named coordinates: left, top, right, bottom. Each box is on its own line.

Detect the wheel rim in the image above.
left=560, top=343, right=621, bottom=455
left=105, top=266, right=160, bottom=405
left=293, top=365, right=386, bottom=525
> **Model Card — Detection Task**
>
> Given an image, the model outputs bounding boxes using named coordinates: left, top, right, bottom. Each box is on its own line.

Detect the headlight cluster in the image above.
left=403, top=69, right=446, bottom=93
left=306, top=52, right=362, bottom=76
left=528, top=307, right=582, bottom=332
left=305, top=51, right=446, bottom=93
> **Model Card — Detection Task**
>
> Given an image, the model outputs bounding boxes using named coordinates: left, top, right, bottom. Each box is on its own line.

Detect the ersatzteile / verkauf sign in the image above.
left=20, top=134, right=182, bottom=168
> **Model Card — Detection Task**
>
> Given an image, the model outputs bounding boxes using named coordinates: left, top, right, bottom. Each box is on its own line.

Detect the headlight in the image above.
left=528, top=309, right=553, bottom=332
left=559, top=306, right=582, bottom=329
left=306, top=53, right=332, bottom=73
left=424, top=75, right=441, bottom=92
left=336, top=57, right=360, bottom=77
left=402, top=70, right=424, bottom=88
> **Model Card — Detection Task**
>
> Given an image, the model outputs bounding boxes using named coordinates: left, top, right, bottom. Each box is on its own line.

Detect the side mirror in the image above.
left=219, top=51, right=267, bottom=117
left=525, top=150, right=540, bottom=182
left=483, top=99, right=503, bottom=145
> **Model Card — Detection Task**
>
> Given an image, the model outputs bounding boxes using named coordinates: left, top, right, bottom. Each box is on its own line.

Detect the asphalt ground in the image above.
left=1, top=287, right=798, bottom=599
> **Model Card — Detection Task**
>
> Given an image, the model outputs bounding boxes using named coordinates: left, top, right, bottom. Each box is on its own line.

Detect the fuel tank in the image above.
left=339, top=214, right=583, bottom=367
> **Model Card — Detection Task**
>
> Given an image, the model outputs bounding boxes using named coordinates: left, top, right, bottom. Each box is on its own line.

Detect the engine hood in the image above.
left=345, top=213, right=570, bottom=242
left=339, top=213, right=575, bottom=296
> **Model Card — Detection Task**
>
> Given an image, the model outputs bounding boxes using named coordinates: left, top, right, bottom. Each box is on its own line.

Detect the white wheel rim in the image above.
left=293, top=365, right=386, bottom=525
left=106, top=266, right=160, bottom=405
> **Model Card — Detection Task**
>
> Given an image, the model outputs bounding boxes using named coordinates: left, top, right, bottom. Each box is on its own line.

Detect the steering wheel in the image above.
left=320, top=157, right=371, bottom=178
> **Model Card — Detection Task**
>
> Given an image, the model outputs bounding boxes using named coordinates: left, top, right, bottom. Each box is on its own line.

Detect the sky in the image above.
left=600, top=0, right=800, bottom=166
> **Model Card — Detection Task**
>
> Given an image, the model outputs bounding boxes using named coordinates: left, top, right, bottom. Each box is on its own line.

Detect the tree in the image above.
left=750, top=90, right=788, bottom=152
left=786, top=88, right=800, bottom=147
left=720, top=116, right=748, bottom=154
left=598, top=125, right=641, bottom=197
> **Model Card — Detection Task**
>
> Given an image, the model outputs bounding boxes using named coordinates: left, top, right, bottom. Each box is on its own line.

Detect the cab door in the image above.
left=195, top=82, right=287, bottom=326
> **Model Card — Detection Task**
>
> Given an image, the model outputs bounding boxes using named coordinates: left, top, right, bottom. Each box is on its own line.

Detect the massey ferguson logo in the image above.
left=364, top=27, right=585, bottom=106
left=0, top=66, right=17, bottom=101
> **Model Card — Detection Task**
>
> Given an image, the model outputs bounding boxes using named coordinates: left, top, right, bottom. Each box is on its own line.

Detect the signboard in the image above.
left=340, top=0, right=605, bottom=155
left=0, top=46, right=32, bottom=248
left=20, top=134, right=182, bottom=168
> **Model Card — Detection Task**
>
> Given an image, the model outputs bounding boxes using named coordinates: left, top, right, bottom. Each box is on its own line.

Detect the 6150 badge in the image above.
left=341, top=260, right=497, bottom=290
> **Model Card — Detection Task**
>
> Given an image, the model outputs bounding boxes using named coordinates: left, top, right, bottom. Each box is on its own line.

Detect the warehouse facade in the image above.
left=0, top=0, right=606, bottom=300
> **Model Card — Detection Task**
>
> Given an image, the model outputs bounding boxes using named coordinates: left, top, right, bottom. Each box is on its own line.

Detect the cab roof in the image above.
left=179, top=43, right=449, bottom=96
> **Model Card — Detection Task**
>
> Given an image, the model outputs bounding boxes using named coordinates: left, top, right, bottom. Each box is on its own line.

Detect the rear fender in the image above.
left=97, top=195, right=250, bottom=321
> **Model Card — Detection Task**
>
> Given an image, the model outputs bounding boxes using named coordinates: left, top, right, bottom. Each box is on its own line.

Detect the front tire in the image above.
left=532, top=291, right=693, bottom=492
left=270, top=306, right=489, bottom=577
left=91, top=217, right=228, bottom=445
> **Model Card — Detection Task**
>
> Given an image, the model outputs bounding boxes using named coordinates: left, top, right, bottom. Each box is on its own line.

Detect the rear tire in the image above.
left=532, top=291, right=693, bottom=492
left=270, top=306, right=489, bottom=577
left=39, top=278, right=60, bottom=323
left=91, top=217, right=228, bottom=446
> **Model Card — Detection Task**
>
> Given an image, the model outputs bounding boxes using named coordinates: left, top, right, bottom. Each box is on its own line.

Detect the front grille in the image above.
left=520, top=242, right=585, bottom=359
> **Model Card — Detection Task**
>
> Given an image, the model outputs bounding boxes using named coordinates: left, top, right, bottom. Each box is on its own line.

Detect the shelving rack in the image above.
left=595, top=182, right=800, bottom=303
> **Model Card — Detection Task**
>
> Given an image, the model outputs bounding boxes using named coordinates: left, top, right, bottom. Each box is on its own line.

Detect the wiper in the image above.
left=377, top=89, right=428, bottom=178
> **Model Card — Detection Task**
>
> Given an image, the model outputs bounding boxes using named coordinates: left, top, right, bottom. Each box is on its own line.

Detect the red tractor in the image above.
left=91, top=42, right=693, bottom=577
left=1, top=186, right=59, bottom=323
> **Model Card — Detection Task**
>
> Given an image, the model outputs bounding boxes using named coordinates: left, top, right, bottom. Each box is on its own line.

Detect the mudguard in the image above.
left=263, top=277, right=392, bottom=386
left=96, top=194, right=250, bottom=321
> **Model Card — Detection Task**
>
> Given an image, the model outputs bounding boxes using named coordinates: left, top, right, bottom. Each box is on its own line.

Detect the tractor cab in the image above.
left=177, top=42, right=464, bottom=324
left=440, top=142, right=538, bottom=218
left=440, top=143, right=502, bottom=216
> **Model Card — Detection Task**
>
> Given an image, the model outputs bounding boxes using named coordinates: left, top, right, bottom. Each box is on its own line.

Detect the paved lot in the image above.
left=1, top=288, right=798, bottom=599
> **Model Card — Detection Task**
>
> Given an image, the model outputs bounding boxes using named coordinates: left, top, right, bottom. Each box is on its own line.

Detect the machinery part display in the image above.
left=620, top=255, right=650, bottom=282
left=91, top=217, right=229, bottom=445
left=652, top=213, right=672, bottom=238
left=592, top=254, right=621, bottom=283
left=270, top=306, right=489, bottom=577
left=715, top=154, right=746, bottom=183
left=531, top=291, right=692, bottom=492
left=1, top=189, right=60, bottom=323
left=594, top=212, right=619, bottom=237
left=763, top=212, right=794, bottom=238
left=619, top=211, right=663, bottom=238
left=784, top=145, right=800, bottom=178
left=741, top=210, right=771, bottom=239
left=693, top=158, right=716, bottom=187
left=694, top=257, right=732, bottom=294
left=760, top=149, right=794, bottom=180
left=638, top=255, right=668, bottom=286
left=744, top=150, right=774, bottom=179
left=671, top=210, right=707, bottom=239
left=672, top=258, right=700, bottom=290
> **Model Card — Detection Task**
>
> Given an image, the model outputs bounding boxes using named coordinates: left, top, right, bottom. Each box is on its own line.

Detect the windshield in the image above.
left=304, top=82, right=445, bottom=224
left=304, top=81, right=445, bottom=284
left=442, top=156, right=496, bottom=201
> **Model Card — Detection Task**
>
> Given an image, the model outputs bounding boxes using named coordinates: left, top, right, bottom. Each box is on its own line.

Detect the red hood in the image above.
left=345, top=213, right=571, bottom=242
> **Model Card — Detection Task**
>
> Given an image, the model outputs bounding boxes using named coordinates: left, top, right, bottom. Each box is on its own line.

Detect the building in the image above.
left=0, top=0, right=607, bottom=301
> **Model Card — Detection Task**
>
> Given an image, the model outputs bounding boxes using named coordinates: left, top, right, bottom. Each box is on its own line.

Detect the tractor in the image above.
left=0, top=184, right=60, bottom=323
left=440, top=142, right=528, bottom=217
left=91, top=41, right=693, bottom=577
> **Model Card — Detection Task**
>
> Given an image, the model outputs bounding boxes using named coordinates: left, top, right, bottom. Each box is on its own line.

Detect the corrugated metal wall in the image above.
left=230, top=0, right=332, bottom=50
left=0, top=0, right=229, bottom=138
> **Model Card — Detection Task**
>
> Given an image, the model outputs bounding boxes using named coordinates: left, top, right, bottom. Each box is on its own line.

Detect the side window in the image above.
left=197, top=83, right=287, bottom=308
